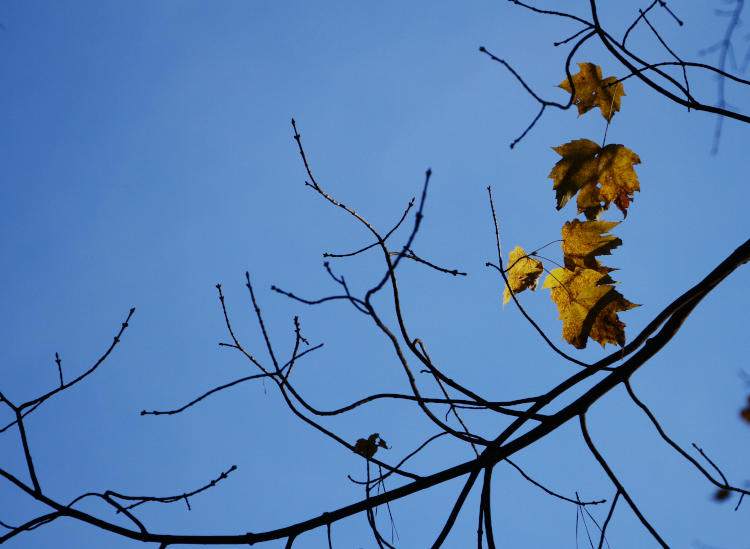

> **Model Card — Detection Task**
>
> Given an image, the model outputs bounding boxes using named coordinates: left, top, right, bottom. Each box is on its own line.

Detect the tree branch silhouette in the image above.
left=2, top=2, right=748, bottom=547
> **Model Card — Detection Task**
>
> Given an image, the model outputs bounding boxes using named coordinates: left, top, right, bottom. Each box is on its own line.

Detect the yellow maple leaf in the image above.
left=549, top=140, right=641, bottom=219
left=543, top=268, right=637, bottom=349
left=543, top=268, right=606, bottom=312
left=576, top=180, right=606, bottom=221
left=561, top=219, right=622, bottom=271
left=549, top=139, right=600, bottom=211
left=503, top=246, right=544, bottom=305
left=559, top=285, right=614, bottom=349
left=589, top=297, right=638, bottom=347
left=559, top=63, right=625, bottom=122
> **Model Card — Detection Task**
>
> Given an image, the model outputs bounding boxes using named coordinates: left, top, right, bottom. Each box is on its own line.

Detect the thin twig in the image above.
left=597, top=490, right=619, bottom=549
left=579, top=413, right=668, bottom=548
left=487, top=186, right=591, bottom=368
left=625, top=381, right=749, bottom=497
left=391, top=249, right=467, bottom=276
left=505, top=458, right=605, bottom=505
left=324, top=199, right=415, bottom=258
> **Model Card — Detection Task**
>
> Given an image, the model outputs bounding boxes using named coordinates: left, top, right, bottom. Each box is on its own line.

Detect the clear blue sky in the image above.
left=1, top=2, right=748, bottom=548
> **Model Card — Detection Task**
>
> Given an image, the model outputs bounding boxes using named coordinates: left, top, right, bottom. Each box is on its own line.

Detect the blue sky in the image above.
left=0, top=1, right=748, bottom=548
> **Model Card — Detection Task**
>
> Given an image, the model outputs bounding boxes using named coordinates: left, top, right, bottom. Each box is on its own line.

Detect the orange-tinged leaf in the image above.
left=559, top=63, right=625, bottom=121
left=549, top=141, right=641, bottom=219
left=561, top=219, right=622, bottom=271
left=597, top=144, right=641, bottom=217
left=503, top=246, right=544, bottom=304
left=544, top=268, right=637, bottom=349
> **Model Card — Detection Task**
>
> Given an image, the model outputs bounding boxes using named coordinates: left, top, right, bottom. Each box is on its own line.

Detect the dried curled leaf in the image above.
left=503, top=246, right=544, bottom=305
left=353, top=433, right=388, bottom=459
left=559, top=62, right=625, bottom=122
left=561, top=219, right=622, bottom=271
left=549, top=139, right=641, bottom=219
left=543, top=268, right=637, bottom=349
left=714, top=488, right=731, bottom=501
left=741, top=395, right=750, bottom=424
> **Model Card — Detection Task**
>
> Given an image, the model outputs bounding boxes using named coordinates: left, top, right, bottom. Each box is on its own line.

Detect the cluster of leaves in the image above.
left=505, top=63, right=641, bottom=349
